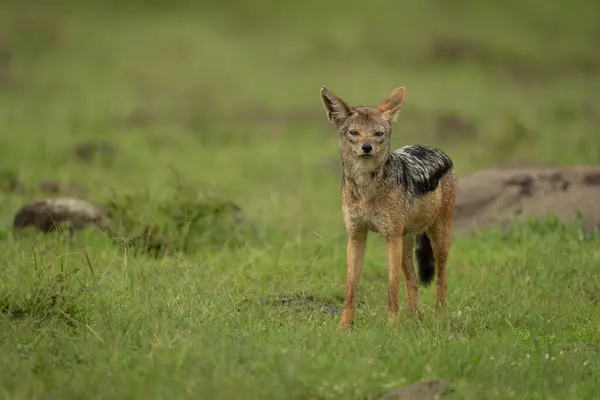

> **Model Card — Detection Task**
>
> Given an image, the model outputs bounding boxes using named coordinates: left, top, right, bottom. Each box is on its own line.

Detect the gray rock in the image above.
left=13, top=197, right=111, bottom=233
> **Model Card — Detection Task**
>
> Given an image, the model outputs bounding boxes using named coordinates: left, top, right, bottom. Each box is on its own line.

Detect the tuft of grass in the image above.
left=103, top=180, right=250, bottom=258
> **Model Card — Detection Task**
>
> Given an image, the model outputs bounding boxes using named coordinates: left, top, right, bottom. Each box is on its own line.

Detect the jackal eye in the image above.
left=348, top=130, right=359, bottom=137
left=374, top=131, right=385, bottom=137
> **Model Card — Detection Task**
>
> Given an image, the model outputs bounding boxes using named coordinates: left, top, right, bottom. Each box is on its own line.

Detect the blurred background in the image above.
left=1, top=0, right=599, bottom=236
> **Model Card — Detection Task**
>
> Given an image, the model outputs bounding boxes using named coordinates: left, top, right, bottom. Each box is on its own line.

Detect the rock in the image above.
left=453, top=164, right=600, bottom=235
left=13, top=197, right=111, bottom=233
left=377, top=380, right=453, bottom=400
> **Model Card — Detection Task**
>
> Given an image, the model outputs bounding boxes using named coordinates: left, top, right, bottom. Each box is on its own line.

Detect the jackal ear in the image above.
left=377, top=86, right=405, bottom=122
left=320, top=86, right=353, bottom=126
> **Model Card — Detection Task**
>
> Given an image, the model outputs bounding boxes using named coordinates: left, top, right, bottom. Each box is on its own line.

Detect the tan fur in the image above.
left=320, top=85, right=457, bottom=330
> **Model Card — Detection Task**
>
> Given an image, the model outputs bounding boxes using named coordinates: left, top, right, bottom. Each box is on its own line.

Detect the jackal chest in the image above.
left=344, top=199, right=404, bottom=236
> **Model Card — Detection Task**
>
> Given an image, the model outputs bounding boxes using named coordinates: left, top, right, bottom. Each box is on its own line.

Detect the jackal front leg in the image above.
left=339, top=229, right=367, bottom=330
left=385, top=234, right=404, bottom=326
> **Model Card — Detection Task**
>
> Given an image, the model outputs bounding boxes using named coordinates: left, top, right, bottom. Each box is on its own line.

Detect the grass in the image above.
left=1, top=0, right=600, bottom=398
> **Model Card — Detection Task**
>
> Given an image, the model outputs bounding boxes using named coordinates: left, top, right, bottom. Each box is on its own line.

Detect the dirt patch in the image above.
left=73, top=141, right=118, bottom=166
left=37, top=180, right=63, bottom=194
left=272, top=295, right=341, bottom=316
left=434, top=112, right=477, bottom=141
left=37, top=180, right=88, bottom=196
left=454, top=164, right=600, bottom=235
left=377, top=380, right=453, bottom=400
left=237, top=294, right=343, bottom=316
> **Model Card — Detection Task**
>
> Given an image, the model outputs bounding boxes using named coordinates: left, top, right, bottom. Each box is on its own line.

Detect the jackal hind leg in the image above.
left=385, top=234, right=414, bottom=326
left=401, top=235, right=419, bottom=317
left=428, top=216, right=453, bottom=312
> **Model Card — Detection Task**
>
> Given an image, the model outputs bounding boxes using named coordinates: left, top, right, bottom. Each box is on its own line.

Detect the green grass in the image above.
left=1, top=0, right=600, bottom=398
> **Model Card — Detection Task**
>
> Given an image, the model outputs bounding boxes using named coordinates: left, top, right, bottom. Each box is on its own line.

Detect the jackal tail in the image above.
left=415, top=234, right=435, bottom=286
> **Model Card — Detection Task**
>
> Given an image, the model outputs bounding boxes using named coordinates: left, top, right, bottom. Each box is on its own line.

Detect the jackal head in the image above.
left=320, top=86, right=405, bottom=164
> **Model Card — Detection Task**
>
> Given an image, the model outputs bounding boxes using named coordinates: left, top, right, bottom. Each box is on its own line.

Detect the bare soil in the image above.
left=454, top=164, right=600, bottom=235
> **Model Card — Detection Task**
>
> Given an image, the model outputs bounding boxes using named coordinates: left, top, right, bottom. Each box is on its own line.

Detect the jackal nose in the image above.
left=361, top=143, right=373, bottom=153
